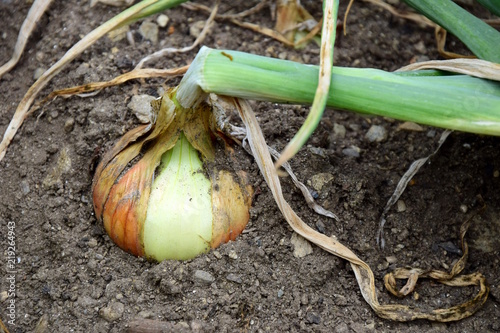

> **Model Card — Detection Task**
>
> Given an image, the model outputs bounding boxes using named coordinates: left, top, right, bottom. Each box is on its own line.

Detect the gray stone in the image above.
left=77, top=295, right=98, bottom=308
left=139, top=21, right=159, bottom=44
left=190, top=20, right=213, bottom=38
left=99, top=301, right=124, bottom=322
left=291, top=232, right=313, bottom=258
left=365, top=125, right=387, bottom=142
left=33, top=67, right=46, bottom=80
left=332, top=123, right=346, bottom=139
left=127, top=94, right=156, bottom=123
left=64, top=117, right=75, bottom=133
left=226, top=274, right=242, bottom=284
left=20, top=180, right=30, bottom=195
left=157, top=14, right=169, bottom=28
left=306, top=312, right=321, bottom=324
left=342, top=146, right=360, bottom=158
left=193, top=270, right=215, bottom=283
left=396, top=200, right=406, bottom=212
left=309, top=173, right=334, bottom=192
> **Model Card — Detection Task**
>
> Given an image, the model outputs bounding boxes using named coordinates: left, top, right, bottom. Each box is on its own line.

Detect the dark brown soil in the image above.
left=1, top=1, right=499, bottom=332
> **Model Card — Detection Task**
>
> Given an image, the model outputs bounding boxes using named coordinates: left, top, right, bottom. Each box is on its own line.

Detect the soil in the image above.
left=1, top=1, right=499, bottom=332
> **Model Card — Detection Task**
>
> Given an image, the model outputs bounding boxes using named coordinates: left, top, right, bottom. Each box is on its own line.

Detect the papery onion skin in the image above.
left=211, top=170, right=253, bottom=249
left=92, top=93, right=252, bottom=261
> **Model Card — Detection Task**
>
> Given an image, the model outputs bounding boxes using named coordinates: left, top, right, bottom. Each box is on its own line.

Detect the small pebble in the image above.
left=20, top=180, right=30, bottom=195
left=310, top=173, right=334, bottom=192
left=332, top=123, right=346, bottom=139
left=437, top=241, right=462, bottom=255
left=99, top=301, right=124, bottom=322
left=365, top=125, right=387, bottom=143
left=308, top=147, right=326, bottom=158
left=0, top=291, right=8, bottom=302
left=377, top=261, right=389, bottom=271
left=190, top=20, right=213, bottom=38
left=277, top=288, right=284, bottom=298
left=138, top=310, right=154, bottom=319
left=396, top=200, right=406, bottom=212
left=228, top=250, right=238, bottom=260
left=87, top=238, right=98, bottom=248
left=127, top=95, right=156, bottom=123
left=49, top=110, right=59, bottom=119
left=348, top=123, right=360, bottom=131
left=414, top=40, right=427, bottom=54
left=33, top=67, right=46, bottom=80
left=315, top=221, right=325, bottom=234
left=342, top=146, right=360, bottom=158
left=291, top=232, right=313, bottom=258
left=139, top=21, right=159, bottom=44
left=157, top=14, right=169, bottom=28
left=459, top=204, right=468, bottom=213
left=64, top=117, right=75, bottom=133
left=397, top=121, right=424, bottom=132
left=385, top=256, right=397, bottom=264
left=193, top=270, right=215, bottom=283
left=36, top=51, right=45, bottom=61
left=494, top=170, right=499, bottom=178
left=226, top=274, right=242, bottom=284
left=306, top=312, right=321, bottom=324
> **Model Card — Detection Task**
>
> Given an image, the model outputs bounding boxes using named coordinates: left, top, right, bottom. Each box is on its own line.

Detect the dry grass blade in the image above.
left=228, top=19, right=294, bottom=46
left=182, top=0, right=268, bottom=20
left=0, top=0, right=160, bottom=162
left=384, top=215, right=488, bottom=303
left=377, top=130, right=451, bottom=248
left=434, top=26, right=477, bottom=60
left=0, top=0, right=53, bottom=80
left=485, top=18, right=500, bottom=27
left=35, top=66, right=188, bottom=109
left=135, top=0, right=220, bottom=69
left=398, top=58, right=500, bottom=81
left=183, top=0, right=320, bottom=48
left=0, top=317, right=11, bottom=333
left=362, top=0, right=435, bottom=27
left=90, top=0, right=134, bottom=6
left=236, top=98, right=488, bottom=321
left=182, top=1, right=294, bottom=46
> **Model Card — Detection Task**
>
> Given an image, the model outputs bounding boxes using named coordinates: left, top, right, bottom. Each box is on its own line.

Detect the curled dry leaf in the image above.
left=92, top=90, right=252, bottom=261
left=90, top=0, right=135, bottom=7
left=0, top=0, right=53, bottom=79
left=398, top=58, right=500, bottom=81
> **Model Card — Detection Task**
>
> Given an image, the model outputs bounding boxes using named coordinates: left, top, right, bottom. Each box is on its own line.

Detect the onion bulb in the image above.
left=92, top=89, right=252, bottom=261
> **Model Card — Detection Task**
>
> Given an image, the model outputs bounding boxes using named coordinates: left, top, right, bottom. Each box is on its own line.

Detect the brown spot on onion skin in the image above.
left=211, top=170, right=253, bottom=249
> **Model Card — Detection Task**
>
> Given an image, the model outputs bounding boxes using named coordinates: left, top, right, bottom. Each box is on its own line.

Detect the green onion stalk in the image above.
left=177, top=46, right=500, bottom=136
